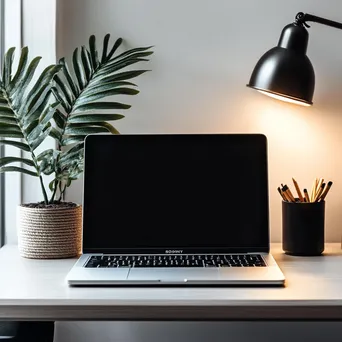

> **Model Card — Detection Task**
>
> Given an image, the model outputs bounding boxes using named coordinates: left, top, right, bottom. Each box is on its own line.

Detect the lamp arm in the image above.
left=295, top=12, right=342, bottom=30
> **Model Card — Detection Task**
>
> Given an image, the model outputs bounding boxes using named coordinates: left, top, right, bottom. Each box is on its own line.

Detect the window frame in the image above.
left=0, top=0, right=4, bottom=248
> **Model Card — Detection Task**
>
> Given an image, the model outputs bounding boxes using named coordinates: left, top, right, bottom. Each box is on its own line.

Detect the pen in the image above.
left=277, top=187, right=287, bottom=201
left=292, top=177, right=304, bottom=202
left=319, top=181, right=333, bottom=201
left=303, top=188, right=310, bottom=202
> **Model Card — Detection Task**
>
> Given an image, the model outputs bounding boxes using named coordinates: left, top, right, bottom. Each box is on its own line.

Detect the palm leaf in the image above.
left=0, top=139, right=30, bottom=151
left=68, top=113, right=124, bottom=123
left=0, top=46, right=60, bottom=175
left=0, top=166, right=38, bottom=177
left=48, top=34, right=152, bottom=194
left=0, top=156, right=35, bottom=168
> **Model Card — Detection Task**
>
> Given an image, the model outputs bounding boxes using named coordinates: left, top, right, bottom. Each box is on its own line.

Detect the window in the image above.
left=2, top=0, right=22, bottom=245
left=0, top=0, right=4, bottom=247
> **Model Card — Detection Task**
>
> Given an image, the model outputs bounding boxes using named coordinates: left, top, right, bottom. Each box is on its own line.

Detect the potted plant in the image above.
left=0, top=34, right=153, bottom=258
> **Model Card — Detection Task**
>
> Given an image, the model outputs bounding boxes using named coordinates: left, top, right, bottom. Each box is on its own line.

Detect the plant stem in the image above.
left=39, top=175, right=49, bottom=204
left=49, top=179, right=59, bottom=204
left=58, top=181, right=63, bottom=202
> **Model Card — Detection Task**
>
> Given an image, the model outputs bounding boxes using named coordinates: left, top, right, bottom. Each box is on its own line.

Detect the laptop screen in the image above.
left=82, top=133, right=269, bottom=253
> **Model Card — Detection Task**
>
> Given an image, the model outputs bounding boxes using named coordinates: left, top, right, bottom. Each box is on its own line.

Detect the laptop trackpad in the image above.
left=128, top=268, right=219, bottom=282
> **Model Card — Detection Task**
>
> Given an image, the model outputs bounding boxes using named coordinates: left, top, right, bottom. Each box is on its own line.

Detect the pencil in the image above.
left=282, top=184, right=295, bottom=202
left=310, top=178, right=318, bottom=202
left=292, top=177, right=304, bottom=202
left=303, top=188, right=310, bottom=202
left=282, top=190, right=292, bottom=202
left=314, top=182, right=325, bottom=202
left=277, top=187, right=287, bottom=201
left=319, top=181, right=333, bottom=201
left=316, top=178, right=324, bottom=195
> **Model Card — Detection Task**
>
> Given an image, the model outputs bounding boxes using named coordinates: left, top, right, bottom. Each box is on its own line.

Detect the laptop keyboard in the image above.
left=85, top=254, right=266, bottom=268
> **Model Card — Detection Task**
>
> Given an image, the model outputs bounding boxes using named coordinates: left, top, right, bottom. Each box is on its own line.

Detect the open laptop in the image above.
left=66, top=133, right=285, bottom=286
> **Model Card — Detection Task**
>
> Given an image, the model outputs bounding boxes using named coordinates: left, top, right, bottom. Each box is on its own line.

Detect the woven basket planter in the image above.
left=17, top=204, right=82, bottom=259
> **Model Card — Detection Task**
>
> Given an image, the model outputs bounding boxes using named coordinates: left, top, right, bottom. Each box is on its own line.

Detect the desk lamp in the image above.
left=247, top=12, right=342, bottom=106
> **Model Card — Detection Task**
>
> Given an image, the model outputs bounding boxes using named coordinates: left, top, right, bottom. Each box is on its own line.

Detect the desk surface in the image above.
left=1, top=243, right=342, bottom=321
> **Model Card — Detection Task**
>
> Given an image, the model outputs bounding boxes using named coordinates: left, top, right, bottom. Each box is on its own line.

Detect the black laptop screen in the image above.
left=82, top=134, right=269, bottom=253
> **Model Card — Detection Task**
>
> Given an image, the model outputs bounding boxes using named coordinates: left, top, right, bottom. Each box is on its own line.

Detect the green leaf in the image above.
left=101, top=34, right=111, bottom=63
left=90, top=70, right=149, bottom=87
left=3, top=47, right=16, bottom=87
left=73, top=101, right=131, bottom=113
left=9, top=46, right=28, bottom=90
left=61, top=136, right=85, bottom=146
left=27, top=121, right=51, bottom=143
left=64, top=125, right=109, bottom=135
left=14, top=56, right=42, bottom=106
left=0, top=166, right=38, bottom=177
left=89, top=35, right=99, bottom=70
left=39, top=102, right=59, bottom=126
left=59, top=142, right=84, bottom=161
left=94, top=122, right=120, bottom=134
left=0, top=139, right=30, bottom=151
left=51, top=86, right=70, bottom=112
left=81, top=81, right=137, bottom=97
left=54, top=75, right=74, bottom=105
left=0, top=123, right=22, bottom=132
left=0, top=156, right=35, bottom=167
left=68, top=113, right=124, bottom=123
left=75, top=88, right=139, bottom=107
left=53, top=109, right=67, bottom=129
left=37, top=149, right=54, bottom=161
left=0, top=116, right=17, bottom=125
left=0, top=131, right=24, bottom=138
left=0, top=106, right=15, bottom=117
left=25, top=119, right=40, bottom=139
left=81, top=46, right=93, bottom=82
left=98, top=50, right=153, bottom=74
left=105, top=37, right=123, bottom=61
left=31, top=126, right=52, bottom=150
left=22, top=64, right=62, bottom=115
left=111, top=46, right=153, bottom=62
left=59, top=147, right=84, bottom=168
left=59, top=57, right=79, bottom=97
left=96, top=56, right=151, bottom=78
left=49, top=179, right=57, bottom=192
left=26, top=90, right=52, bottom=123
left=49, top=127, right=62, bottom=141
left=73, top=47, right=87, bottom=90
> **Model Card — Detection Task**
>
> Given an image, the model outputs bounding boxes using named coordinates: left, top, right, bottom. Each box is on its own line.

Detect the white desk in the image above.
left=0, top=243, right=342, bottom=321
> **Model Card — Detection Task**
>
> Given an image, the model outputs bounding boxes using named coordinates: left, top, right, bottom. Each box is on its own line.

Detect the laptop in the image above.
left=66, top=133, right=285, bottom=286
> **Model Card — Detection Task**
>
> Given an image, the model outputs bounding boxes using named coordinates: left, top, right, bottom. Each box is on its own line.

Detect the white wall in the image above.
left=53, top=1, right=342, bottom=341
left=57, top=0, right=342, bottom=243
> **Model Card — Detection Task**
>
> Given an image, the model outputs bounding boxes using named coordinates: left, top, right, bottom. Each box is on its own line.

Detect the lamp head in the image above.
left=247, top=22, right=315, bottom=106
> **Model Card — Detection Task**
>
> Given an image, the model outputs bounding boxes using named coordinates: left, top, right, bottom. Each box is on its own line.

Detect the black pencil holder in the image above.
left=282, top=200, right=325, bottom=256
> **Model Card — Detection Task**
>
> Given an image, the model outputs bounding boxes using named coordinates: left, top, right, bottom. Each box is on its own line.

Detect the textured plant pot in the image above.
left=17, top=204, right=82, bottom=259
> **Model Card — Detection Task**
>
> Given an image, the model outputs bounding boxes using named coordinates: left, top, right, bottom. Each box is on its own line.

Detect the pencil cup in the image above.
left=282, top=200, right=325, bottom=256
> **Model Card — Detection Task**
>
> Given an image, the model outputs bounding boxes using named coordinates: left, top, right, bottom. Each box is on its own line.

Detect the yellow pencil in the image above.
left=292, top=177, right=304, bottom=202
left=310, top=178, right=318, bottom=202
left=314, top=183, right=325, bottom=202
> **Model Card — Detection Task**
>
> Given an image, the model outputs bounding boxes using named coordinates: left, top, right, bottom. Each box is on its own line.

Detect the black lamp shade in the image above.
left=247, top=23, right=315, bottom=106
